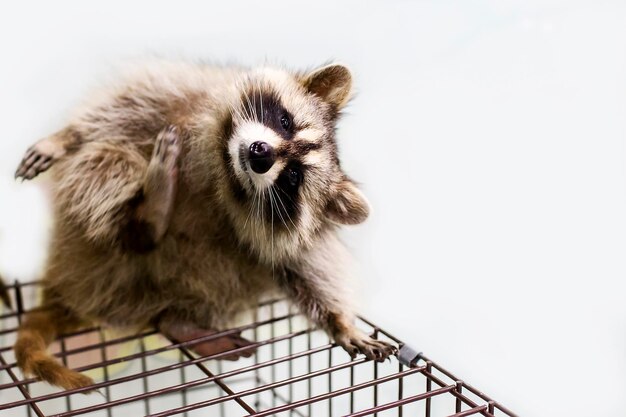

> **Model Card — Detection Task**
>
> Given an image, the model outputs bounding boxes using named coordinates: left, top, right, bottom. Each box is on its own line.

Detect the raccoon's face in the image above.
left=224, top=64, right=370, bottom=262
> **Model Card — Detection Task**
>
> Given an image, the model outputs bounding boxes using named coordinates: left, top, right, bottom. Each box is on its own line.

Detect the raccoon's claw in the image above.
left=15, top=146, right=54, bottom=180
left=15, top=135, right=69, bottom=180
left=15, top=127, right=87, bottom=181
left=335, top=330, right=397, bottom=363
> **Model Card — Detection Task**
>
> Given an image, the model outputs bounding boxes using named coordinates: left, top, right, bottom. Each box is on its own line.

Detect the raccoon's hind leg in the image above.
left=14, top=304, right=94, bottom=391
left=57, top=125, right=180, bottom=251
left=159, top=318, right=256, bottom=361
left=135, top=125, right=181, bottom=244
left=15, top=127, right=82, bottom=180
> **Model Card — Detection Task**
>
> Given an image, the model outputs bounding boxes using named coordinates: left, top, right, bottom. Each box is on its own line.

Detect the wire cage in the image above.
left=0, top=281, right=517, bottom=417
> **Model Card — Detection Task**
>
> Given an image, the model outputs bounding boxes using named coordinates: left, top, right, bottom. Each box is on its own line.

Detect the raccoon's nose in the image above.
left=248, top=141, right=275, bottom=174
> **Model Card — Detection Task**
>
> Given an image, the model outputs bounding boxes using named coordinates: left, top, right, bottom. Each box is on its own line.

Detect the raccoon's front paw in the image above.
left=15, top=138, right=66, bottom=180
left=335, top=329, right=397, bottom=363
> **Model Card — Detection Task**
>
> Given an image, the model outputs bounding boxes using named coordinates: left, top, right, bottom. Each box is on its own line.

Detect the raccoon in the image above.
left=12, top=61, right=396, bottom=391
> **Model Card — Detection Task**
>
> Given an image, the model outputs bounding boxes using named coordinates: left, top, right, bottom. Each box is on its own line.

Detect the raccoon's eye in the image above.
left=287, top=168, right=301, bottom=187
left=280, top=113, right=292, bottom=131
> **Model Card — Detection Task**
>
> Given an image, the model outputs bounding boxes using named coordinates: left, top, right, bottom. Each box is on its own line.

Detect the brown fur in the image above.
left=15, top=303, right=93, bottom=390
left=12, top=61, right=396, bottom=390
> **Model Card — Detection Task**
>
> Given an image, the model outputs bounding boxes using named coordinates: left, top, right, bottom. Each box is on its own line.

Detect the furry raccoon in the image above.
left=12, top=61, right=396, bottom=391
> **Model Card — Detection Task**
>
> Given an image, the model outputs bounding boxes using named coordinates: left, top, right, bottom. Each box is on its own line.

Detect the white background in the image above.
left=1, top=1, right=625, bottom=416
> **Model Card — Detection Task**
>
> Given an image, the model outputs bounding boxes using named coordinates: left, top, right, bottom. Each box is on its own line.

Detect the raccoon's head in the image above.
left=223, top=64, right=370, bottom=263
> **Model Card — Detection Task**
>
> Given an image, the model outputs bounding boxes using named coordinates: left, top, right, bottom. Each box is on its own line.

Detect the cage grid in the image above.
left=0, top=281, right=517, bottom=417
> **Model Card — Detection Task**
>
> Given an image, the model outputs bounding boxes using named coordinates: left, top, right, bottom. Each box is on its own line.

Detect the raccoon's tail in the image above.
left=14, top=304, right=95, bottom=391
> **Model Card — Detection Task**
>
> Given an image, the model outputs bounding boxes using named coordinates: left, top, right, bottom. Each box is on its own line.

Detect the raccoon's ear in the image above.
left=326, top=179, right=370, bottom=225
left=302, top=64, right=352, bottom=109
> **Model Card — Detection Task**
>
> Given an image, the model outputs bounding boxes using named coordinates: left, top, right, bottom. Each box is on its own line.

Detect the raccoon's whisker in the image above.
left=269, top=187, right=275, bottom=280
left=238, top=93, right=250, bottom=123
left=276, top=185, right=297, bottom=206
left=251, top=84, right=259, bottom=122
left=260, top=187, right=274, bottom=275
left=232, top=80, right=248, bottom=122
left=243, top=88, right=255, bottom=122
left=245, top=186, right=255, bottom=229
left=272, top=188, right=287, bottom=228
left=278, top=191, right=299, bottom=245
left=271, top=186, right=297, bottom=234
left=243, top=187, right=257, bottom=231
left=274, top=186, right=300, bottom=237
left=270, top=187, right=290, bottom=237
left=258, top=81, right=264, bottom=124
left=251, top=87, right=256, bottom=120
left=274, top=186, right=296, bottom=224
left=254, top=187, right=262, bottom=234
left=235, top=79, right=248, bottom=122
left=283, top=205, right=298, bottom=234
left=227, top=104, right=240, bottom=127
left=227, top=100, right=246, bottom=124
left=258, top=187, right=265, bottom=244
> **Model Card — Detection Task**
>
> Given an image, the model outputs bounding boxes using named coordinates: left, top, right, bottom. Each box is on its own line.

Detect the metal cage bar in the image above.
left=0, top=281, right=518, bottom=417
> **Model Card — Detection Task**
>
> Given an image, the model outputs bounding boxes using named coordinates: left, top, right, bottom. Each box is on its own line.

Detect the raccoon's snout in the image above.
left=248, top=141, right=275, bottom=174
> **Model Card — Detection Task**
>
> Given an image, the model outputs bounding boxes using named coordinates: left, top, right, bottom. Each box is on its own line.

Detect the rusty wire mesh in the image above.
left=0, top=280, right=517, bottom=417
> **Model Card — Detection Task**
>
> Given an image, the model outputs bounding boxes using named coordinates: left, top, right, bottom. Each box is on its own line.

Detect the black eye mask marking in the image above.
left=232, top=88, right=335, bottom=230
left=276, top=141, right=321, bottom=160
left=241, top=90, right=296, bottom=140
